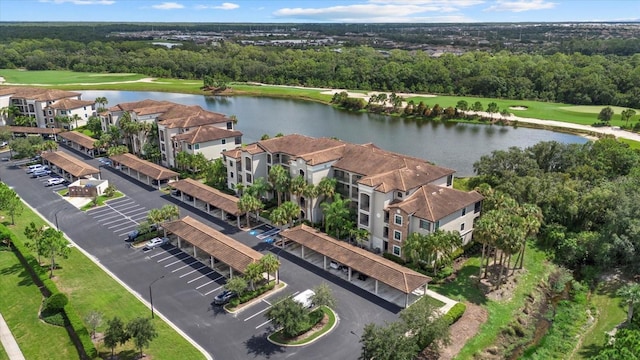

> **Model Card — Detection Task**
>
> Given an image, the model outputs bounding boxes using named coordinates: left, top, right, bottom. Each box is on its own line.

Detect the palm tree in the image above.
left=40, top=140, right=58, bottom=152
left=55, top=115, right=71, bottom=128
left=259, top=254, right=280, bottom=284
left=349, top=228, right=370, bottom=248
left=95, top=96, right=108, bottom=112
left=474, top=212, right=500, bottom=280
left=280, top=201, right=300, bottom=228
left=269, top=207, right=288, bottom=229
left=302, top=184, right=318, bottom=224
left=146, top=208, right=165, bottom=229
left=289, top=175, right=307, bottom=206
left=317, top=177, right=336, bottom=204
left=246, top=177, right=270, bottom=200
left=428, top=230, right=463, bottom=276
left=243, top=262, right=263, bottom=291
left=320, top=194, right=350, bottom=239
left=175, top=151, right=192, bottom=171
left=0, top=105, right=20, bottom=124
left=618, top=283, right=640, bottom=324
left=238, top=194, right=263, bottom=228
left=268, top=165, right=290, bottom=206
left=161, top=204, right=180, bottom=221
left=71, top=114, right=81, bottom=130
left=404, top=232, right=433, bottom=268
left=515, top=203, right=543, bottom=269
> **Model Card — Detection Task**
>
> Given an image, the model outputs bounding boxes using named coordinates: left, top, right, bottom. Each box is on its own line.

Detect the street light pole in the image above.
left=54, top=207, right=68, bottom=230
left=149, top=275, right=165, bottom=319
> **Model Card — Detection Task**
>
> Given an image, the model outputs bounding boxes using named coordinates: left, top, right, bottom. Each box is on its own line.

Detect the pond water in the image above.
left=79, top=90, right=589, bottom=177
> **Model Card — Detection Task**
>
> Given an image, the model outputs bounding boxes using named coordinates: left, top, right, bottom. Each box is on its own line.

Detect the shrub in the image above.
left=444, top=302, right=466, bottom=325
left=383, top=252, right=406, bottom=265
left=43, top=292, right=69, bottom=312
left=228, top=281, right=275, bottom=308
left=42, top=311, right=67, bottom=326
left=65, top=304, right=98, bottom=359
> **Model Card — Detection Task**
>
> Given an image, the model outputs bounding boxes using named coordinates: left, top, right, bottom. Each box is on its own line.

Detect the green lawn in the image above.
left=3, top=207, right=206, bottom=360
left=0, top=247, right=77, bottom=360
left=430, top=242, right=553, bottom=359
left=0, top=69, right=146, bottom=85
left=572, top=281, right=626, bottom=359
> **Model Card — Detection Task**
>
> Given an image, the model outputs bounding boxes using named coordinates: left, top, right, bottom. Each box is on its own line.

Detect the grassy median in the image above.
left=1, top=206, right=206, bottom=360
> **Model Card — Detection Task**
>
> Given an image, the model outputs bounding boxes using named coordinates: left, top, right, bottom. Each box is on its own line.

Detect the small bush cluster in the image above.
left=228, top=282, right=275, bottom=308
left=443, top=302, right=466, bottom=325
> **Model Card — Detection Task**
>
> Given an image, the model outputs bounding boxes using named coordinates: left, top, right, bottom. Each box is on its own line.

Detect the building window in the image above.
left=187, top=144, right=192, bottom=150
left=396, top=191, right=403, bottom=198
left=159, top=130, right=165, bottom=140
left=394, top=214, right=402, bottom=226
left=48, top=118, right=54, bottom=123
left=435, top=221, right=440, bottom=230
left=245, top=157, right=252, bottom=171
left=48, top=110, right=52, bottom=115
left=299, top=169, right=304, bottom=177
left=226, top=121, right=232, bottom=130
left=161, top=144, right=165, bottom=151
left=393, top=245, right=401, bottom=257
left=230, top=172, right=234, bottom=178
left=475, top=201, right=482, bottom=213
left=222, top=139, right=226, bottom=144
left=194, top=144, right=200, bottom=150
left=383, top=226, right=389, bottom=238
left=393, top=230, right=401, bottom=241
left=229, top=160, right=233, bottom=166
left=460, top=223, right=465, bottom=231
left=447, top=174, right=453, bottom=186
left=419, top=219, right=431, bottom=231
left=267, top=154, right=272, bottom=163
left=359, top=213, right=369, bottom=227
left=384, top=211, right=389, bottom=223
left=246, top=174, right=252, bottom=183
left=462, top=208, right=466, bottom=216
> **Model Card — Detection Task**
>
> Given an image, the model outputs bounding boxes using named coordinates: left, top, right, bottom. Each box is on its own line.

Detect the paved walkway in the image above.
left=0, top=313, right=26, bottom=360
left=412, top=287, right=458, bottom=314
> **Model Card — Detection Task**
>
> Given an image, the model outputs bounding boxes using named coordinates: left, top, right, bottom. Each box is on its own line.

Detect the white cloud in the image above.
left=484, top=0, right=556, bottom=12
left=194, top=2, right=239, bottom=10
left=273, top=1, right=482, bottom=22
left=39, top=0, right=114, bottom=4
left=151, top=2, right=184, bottom=10
left=214, top=2, right=239, bottom=10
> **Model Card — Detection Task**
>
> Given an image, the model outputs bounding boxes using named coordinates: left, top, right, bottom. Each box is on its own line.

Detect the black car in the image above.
left=213, top=290, right=236, bottom=305
left=126, top=224, right=158, bottom=242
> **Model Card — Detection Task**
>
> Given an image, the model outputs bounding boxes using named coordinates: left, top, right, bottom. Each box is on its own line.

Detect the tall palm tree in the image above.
left=243, top=262, right=263, bottom=291
left=268, top=165, right=290, bottom=206
left=95, top=96, right=109, bottom=112
left=320, top=194, right=350, bottom=239
left=289, top=175, right=307, bottom=206
left=259, top=253, right=280, bottom=284
left=238, top=194, right=263, bottom=228
left=317, top=177, right=336, bottom=204
left=280, top=201, right=300, bottom=228
left=161, top=204, right=180, bottom=221
left=302, top=184, right=318, bottom=224
left=404, top=232, right=433, bottom=267
left=246, top=177, right=271, bottom=200
left=618, top=283, right=640, bottom=324
left=515, top=203, right=543, bottom=269
left=428, top=230, right=463, bottom=276
left=147, top=208, right=165, bottom=229
left=71, top=114, right=82, bottom=130
left=269, top=207, right=288, bottom=229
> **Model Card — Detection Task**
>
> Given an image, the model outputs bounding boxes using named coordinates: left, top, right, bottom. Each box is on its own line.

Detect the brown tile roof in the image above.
left=3, top=126, right=62, bottom=134
left=41, top=151, right=99, bottom=177
left=49, top=99, right=94, bottom=110
left=109, top=153, right=178, bottom=180
left=281, top=225, right=431, bottom=293
left=169, top=178, right=240, bottom=216
left=173, top=125, right=241, bottom=144
left=162, top=216, right=262, bottom=273
left=107, top=99, right=173, bottom=114
left=0, top=87, right=19, bottom=96
left=158, top=104, right=229, bottom=128
left=2, top=87, right=80, bottom=101
left=58, top=131, right=96, bottom=149
left=258, top=134, right=345, bottom=163
left=222, top=147, right=243, bottom=159
left=388, top=184, right=484, bottom=222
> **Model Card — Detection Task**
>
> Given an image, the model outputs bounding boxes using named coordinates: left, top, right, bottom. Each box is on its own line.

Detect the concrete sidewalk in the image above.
left=0, top=313, right=25, bottom=360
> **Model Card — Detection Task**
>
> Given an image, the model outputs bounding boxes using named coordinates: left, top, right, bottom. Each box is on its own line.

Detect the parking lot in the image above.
left=86, top=197, right=150, bottom=239
left=142, top=244, right=228, bottom=297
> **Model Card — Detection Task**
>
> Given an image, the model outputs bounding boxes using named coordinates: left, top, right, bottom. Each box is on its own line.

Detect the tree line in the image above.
left=1, top=38, right=639, bottom=108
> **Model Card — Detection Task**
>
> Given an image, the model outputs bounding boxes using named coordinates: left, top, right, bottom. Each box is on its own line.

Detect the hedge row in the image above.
left=3, top=225, right=98, bottom=359
left=228, top=281, right=276, bottom=308
left=444, top=302, right=466, bottom=325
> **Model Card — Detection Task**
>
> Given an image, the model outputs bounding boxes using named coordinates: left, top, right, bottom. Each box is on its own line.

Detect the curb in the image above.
left=267, top=306, right=339, bottom=347
left=224, top=281, right=288, bottom=315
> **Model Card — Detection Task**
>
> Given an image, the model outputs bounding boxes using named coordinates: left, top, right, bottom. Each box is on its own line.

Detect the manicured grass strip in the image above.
left=430, top=242, right=552, bottom=360
left=4, top=207, right=206, bottom=360
left=268, top=306, right=337, bottom=346
left=80, top=191, right=124, bottom=211
left=0, top=69, right=145, bottom=85
left=572, top=282, right=626, bottom=359
left=0, top=248, right=77, bottom=360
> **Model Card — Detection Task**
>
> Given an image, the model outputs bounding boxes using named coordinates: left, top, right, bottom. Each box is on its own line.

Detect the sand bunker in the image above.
left=509, top=106, right=528, bottom=110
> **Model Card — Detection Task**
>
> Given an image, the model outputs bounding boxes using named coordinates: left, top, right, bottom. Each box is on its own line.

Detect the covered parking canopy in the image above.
left=162, top=216, right=262, bottom=278
left=41, top=151, right=100, bottom=181
left=280, top=224, right=432, bottom=308
left=59, top=131, right=97, bottom=157
left=3, top=126, right=61, bottom=139
left=169, top=178, right=241, bottom=227
left=110, top=153, right=179, bottom=189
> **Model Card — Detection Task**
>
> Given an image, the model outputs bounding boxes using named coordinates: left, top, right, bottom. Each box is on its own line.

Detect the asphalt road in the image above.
left=1, top=146, right=401, bottom=360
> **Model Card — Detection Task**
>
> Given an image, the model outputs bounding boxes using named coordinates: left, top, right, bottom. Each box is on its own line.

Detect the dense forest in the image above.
left=1, top=38, right=639, bottom=108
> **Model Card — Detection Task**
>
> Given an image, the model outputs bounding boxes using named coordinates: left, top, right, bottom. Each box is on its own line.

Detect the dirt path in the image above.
left=438, top=302, right=488, bottom=360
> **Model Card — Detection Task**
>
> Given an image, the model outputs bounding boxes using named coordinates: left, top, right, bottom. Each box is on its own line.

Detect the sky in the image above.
left=0, top=0, right=638, bottom=23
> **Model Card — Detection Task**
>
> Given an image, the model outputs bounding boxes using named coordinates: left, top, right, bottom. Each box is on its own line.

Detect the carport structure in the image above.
left=162, top=216, right=263, bottom=279
left=3, top=125, right=61, bottom=140
left=280, top=224, right=432, bottom=308
left=41, top=151, right=100, bottom=182
left=168, top=178, right=242, bottom=228
left=59, top=131, right=98, bottom=157
left=109, top=153, right=179, bottom=189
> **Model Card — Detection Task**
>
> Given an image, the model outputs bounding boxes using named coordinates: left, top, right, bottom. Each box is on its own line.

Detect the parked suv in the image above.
left=31, top=169, right=51, bottom=178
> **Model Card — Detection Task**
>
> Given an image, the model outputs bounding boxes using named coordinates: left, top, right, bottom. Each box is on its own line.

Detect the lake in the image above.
left=79, top=90, right=589, bottom=176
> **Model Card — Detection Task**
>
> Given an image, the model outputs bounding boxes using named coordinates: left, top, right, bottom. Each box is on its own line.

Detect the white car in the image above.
left=144, top=237, right=169, bottom=249
left=293, top=289, right=316, bottom=309
left=45, top=178, right=66, bottom=187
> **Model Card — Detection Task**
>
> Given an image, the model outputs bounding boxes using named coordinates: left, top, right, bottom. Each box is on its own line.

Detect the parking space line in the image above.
left=157, top=254, right=182, bottom=262
left=203, top=285, right=224, bottom=296
left=256, top=320, right=272, bottom=329
left=171, top=260, right=199, bottom=272
left=244, top=306, right=271, bottom=321
left=107, top=221, right=135, bottom=229
left=95, top=213, right=122, bottom=222
left=108, top=201, right=136, bottom=208
left=102, top=217, right=130, bottom=226
left=164, top=258, right=189, bottom=267
left=179, top=265, right=207, bottom=278
left=109, top=224, right=137, bottom=232
left=89, top=210, right=115, bottom=217
left=187, top=270, right=215, bottom=283
left=196, top=280, right=215, bottom=289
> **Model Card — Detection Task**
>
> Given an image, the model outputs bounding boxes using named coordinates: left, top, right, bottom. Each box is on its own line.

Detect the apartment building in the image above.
left=0, top=87, right=95, bottom=128
left=223, top=134, right=483, bottom=256
left=102, top=100, right=242, bottom=167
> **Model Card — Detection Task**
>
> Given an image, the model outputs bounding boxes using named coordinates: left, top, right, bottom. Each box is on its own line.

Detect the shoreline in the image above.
left=2, top=77, right=639, bottom=144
